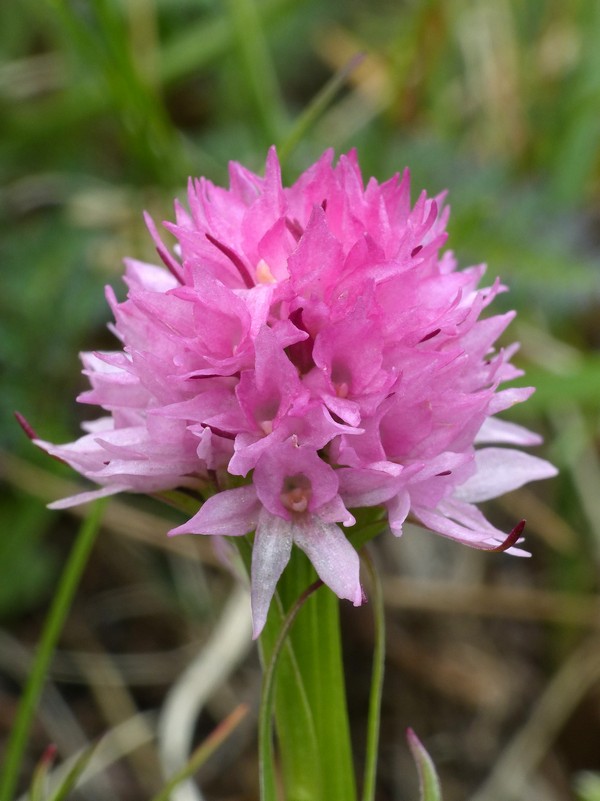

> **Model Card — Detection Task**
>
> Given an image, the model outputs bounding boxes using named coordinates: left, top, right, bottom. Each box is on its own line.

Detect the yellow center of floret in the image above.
left=256, top=259, right=276, bottom=284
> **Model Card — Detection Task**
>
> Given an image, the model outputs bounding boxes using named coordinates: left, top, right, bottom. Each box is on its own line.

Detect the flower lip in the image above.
left=280, top=473, right=312, bottom=514
left=253, top=440, right=340, bottom=519
left=331, top=361, right=352, bottom=397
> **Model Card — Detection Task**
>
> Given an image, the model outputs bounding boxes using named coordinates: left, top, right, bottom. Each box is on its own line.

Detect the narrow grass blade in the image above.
left=225, top=0, right=286, bottom=144
left=278, top=53, right=365, bottom=165
left=0, top=500, right=106, bottom=801
left=47, top=743, right=98, bottom=801
left=361, top=548, right=385, bottom=801
left=28, top=745, right=57, bottom=801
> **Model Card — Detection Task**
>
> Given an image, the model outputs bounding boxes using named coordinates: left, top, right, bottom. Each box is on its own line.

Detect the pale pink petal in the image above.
left=453, top=447, right=558, bottom=503
left=387, top=490, right=411, bottom=536
left=413, top=501, right=528, bottom=556
left=123, top=258, right=179, bottom=292
left=475, top=417, right=543, bottom=446
left=317, top=496, right=356, bottom=527
left=337, top=466, right=403, bottom=508
left=292, top=518, right=362, bottom=606
left=251, top=510, right=293, bottom=638
left=169, top=486, right=260, bottom=537
left=488, top=387, right=535, bottom=414
left=48, top=484, right=127, bottom=509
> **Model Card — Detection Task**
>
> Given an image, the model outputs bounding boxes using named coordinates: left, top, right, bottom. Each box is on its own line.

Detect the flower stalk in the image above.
left=246, top=541, right=357, bottom=801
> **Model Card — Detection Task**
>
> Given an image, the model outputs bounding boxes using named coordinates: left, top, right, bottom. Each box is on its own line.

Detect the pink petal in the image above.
left=337, top=466, right=403, bottom=508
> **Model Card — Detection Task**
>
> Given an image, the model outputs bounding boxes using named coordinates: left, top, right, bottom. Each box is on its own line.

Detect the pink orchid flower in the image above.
left=34, top=149, right=557, bottom=636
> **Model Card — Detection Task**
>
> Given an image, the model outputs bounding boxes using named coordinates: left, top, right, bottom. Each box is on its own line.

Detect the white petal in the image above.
left=292, top=518, right=362, bottom=606
left=251, top=511, right=293, bottom=638
left=453, top=447, right=557, bottom=503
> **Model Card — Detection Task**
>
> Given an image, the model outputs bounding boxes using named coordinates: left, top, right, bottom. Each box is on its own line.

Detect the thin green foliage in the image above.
left=0, top=498, right=56, bottom=616
left=153, top=489, right=209, bottom=518
left=46, top=743, right=98, bottom=801
left=46, top=0, right=189, bottom=181
left=225, top=0, right=287, bottom=145
left=0, top=500, right=106, bottom=801
left=277, top=53, right=365, bottom=166
left=550, top=4, right=600, bottom=203
left=360, top=548, right=385, bottom=801
left=510, top=355, right=600, bottom=416
left=407, top=729, right=443, bottom=801
left=28, top=746, right=57, bottom=801
left=160, top=0, right=299, bottom=85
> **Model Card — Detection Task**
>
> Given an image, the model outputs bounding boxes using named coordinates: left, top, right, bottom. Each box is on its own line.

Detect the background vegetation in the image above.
left=1, top=1, right=600, bottom=799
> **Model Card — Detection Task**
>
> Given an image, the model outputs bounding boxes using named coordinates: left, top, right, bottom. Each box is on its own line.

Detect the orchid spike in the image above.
left=35, top=148, right=557, bottom=635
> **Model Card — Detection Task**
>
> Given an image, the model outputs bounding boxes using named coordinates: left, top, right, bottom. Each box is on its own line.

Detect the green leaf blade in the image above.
left=407, top=729, right=443, bottom=801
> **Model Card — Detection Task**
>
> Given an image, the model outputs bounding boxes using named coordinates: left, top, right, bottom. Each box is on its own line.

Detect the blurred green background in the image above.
left=1, top=1, right=600, bottom=799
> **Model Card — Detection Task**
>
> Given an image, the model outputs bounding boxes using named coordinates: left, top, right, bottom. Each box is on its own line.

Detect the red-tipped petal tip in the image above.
left=14, top=411, right=38, bottom=440
left=489, top=519, right=526, bottom=553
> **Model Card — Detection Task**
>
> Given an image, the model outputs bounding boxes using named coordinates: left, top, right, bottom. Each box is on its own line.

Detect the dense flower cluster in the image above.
left=38, top=149, right=556, bottom=635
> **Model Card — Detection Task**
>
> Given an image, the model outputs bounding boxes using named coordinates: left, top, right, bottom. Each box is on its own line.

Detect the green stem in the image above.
left=263, top=547, right=358, bottom=801
left=258, top=579, right=323, bottom=801
left=361, top=548, right=386, bottom=801
left=0, top=500, right=106, bottom=801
